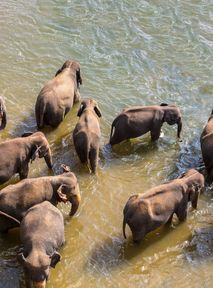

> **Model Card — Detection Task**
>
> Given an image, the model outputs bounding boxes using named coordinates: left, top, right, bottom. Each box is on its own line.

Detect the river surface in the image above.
left=0, top=1, right=213, bottom=287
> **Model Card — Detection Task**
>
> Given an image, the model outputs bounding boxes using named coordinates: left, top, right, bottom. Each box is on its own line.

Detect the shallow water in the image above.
left=0, top=1, right=213, bottom=287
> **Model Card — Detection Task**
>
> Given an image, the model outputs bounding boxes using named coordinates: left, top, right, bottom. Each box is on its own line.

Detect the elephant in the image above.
left=123, top=169, right=204, bottom=243
left=0, top=131, right=52, bottom=185
left=0, top=168, right=80, bottom=233
left=35, top=60, right=82, bottom=128
left=17, top=201, right=65, bottom=288
left=73, top=98, right=102, bottom=174
left=200, top=109, right=213, bottom=180
left=0, top=96, right=7, bottom=130
left=109, top=103, right=182, bottom=145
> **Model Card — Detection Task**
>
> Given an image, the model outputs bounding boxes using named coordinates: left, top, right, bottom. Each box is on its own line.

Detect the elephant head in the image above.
left=24, top=132, right=53, bottom=169
left=179, top=169, right=205, bottom=209
left=17, top=251, right=61, bottom=288
left=57, top=176, right=81, bottom=216
left=55, top=60, right=82, bottom=88
left=161, top=104, right=182, bottom=138
left=123, top=194, right=139, bottom=240
left=0, top=96, right=7, bottom=130
left=77, top=98, right=102, bottom=118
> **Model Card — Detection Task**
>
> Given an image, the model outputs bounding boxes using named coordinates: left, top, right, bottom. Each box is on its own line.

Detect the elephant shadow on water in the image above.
left=183, top=216, right=213, bottom=262
left=86, top=221, right=190, bottom=274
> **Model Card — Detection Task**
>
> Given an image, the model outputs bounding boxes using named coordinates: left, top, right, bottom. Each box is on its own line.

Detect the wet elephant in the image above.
left=0, top=169, right=80, bottom=233
left=17, top=201, right=65, bottom=288
left=0, top=131, right=52, bottom=185
left=200, top=109, right=213, bottom=180
left=123, top=169, right=205, bottom=243
left=35, top=60, right=82, bottom=128
left=110, top=103, right=182, bottom=145
left=73, top=98, right=102, bottom=173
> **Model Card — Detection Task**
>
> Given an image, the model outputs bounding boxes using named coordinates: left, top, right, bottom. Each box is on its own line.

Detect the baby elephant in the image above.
left=17, top=201, right=65, bottom=288
left=0, top=131, right=52, bottom=185
left=73, top=98, right=102, bottom=174
left=109, top=103, right=182, bottom=145
left=0, top=170, right=80, bottom=233
left=35, top=60, right=82, bottom=128
left=123, top=169, right=204, bottom=243
left=200, top=109, right=213, bottom=180
left=0, top=96, right=7, bottom=130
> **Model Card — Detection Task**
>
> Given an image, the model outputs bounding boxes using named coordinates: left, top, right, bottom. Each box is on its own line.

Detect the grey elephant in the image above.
left=17, top=201, right=65, bottom=288
left=0, top=96, right=7, bottom=130
left=0, top=131, right=52, bottom=185
left=123, top=169, right=204, bottom=243
left=200, top=109, right=213, bottom=180
left=0, top=168, right=80, bottom=233
left=109, top=103, right=182, bottom=145
left=35, top=60, right=82, bottom=128
left=73, top=98, right=102, bottom=173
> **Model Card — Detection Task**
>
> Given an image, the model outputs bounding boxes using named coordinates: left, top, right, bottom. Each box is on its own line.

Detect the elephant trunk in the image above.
left=177, top=118, right=182, bottom=139
left=123, top=218, right=127, bottom=239
left=44, top=148, right=53, bottom=169
left=0, top=107, right=6, bottom=130
left=70, top=185, right=81, bottom=216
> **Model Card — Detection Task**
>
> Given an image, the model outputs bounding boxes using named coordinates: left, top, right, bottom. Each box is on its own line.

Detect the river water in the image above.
left=0, top=1, right=212, bottom=287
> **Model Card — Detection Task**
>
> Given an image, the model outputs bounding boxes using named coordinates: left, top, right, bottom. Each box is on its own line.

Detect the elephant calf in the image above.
left=0, top=96, right=7, bottom=130
left=0, top=131, right=52, bottom=185
left=73, top=98, right=102, bottom=173
left=109, top=103, right=182, bottom=145
left=200, top=109, right=213, bottom=180
left=123, top=169, right=204, bottom=243
left=17, top=201, right=65, bottom=288
left=35, top=60, right=82, bottom=128
left=0, top=170, right=80, bottom=233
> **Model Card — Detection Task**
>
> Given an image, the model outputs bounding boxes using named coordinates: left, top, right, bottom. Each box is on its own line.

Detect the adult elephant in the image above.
left=73, top=98, right=102, bottom=174
left=0, top=169, right=80, bottom=233
left=200, top=110, right=213, bottom=180
left=0, top=96, right=7, bottom=130
left=109, top=103, right=182, bottom=145
left=35, top=60, right=82, bottom=129
left=0, top=132, right=52, bottom=185
left=17, top=201, right=65, bottom=288
left=123, top=169, right=204, bottom=243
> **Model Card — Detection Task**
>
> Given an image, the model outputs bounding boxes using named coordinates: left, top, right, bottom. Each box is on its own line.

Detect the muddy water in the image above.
left=0, top=1, right=213, bottom=287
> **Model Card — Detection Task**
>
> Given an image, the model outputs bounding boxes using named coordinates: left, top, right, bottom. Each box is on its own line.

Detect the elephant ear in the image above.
left=50, top=252, right=61, bottom=268
left=94, top=105, right=102, bottom=118
left=55, top=68, right=63, bottom=77
left=57, top=184, right=69, bottom=202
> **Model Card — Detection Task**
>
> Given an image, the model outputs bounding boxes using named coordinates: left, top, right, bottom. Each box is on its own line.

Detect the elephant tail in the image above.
left=123, top=217, right=127, bottom=239
left=35, top=97, right=46, bottom=129
left=109, top=118, right=117, bottom=144
left=0, top=210, right=20, bottom=225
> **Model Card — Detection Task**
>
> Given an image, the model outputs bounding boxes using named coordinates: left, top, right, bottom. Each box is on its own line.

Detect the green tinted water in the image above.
left=0, top=1, right=213, bottom=287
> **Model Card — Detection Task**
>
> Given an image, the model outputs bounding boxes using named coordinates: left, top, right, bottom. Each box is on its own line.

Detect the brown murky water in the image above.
left=0, top=1, right=213, bottom=287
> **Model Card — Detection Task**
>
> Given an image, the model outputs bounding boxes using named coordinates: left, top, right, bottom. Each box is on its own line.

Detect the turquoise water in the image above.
left=0, top=1, right=212, bottom=287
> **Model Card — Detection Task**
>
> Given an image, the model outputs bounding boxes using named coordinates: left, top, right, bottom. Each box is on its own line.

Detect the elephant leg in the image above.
left=175, top=202, right=188, bottom=222
left=19, top=164, right=29, bottom=180
left=89, top=147, right=98, bottom=174
left=150, top=128, right=161, bottom=141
